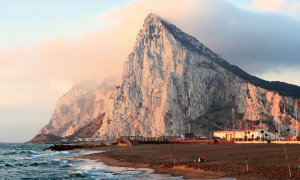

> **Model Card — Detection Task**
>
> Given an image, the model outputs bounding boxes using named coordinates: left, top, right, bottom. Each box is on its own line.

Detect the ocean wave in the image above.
left=15, top=162, right=24, bottom=167
left=29, top=162, right=39, bottom=166
left=0, top=144, right=187, bottom=180
left=29, top=162, right=48, bottom=167
left=19, top=151, right=27, bottom=154
left=69, top=171, right=88, bottom=178
left=3, top=151, right=18, bottom=155
left=60, top=160, right=70, bottom=167
left=69, top=160, right=120, bottom=179
left=30, top=151, right=70, bottom=158
left=30, top=153, right=55, bottom=157
left=56, top=151, right=70, bottom=155
left=4, top=163, right=14, bottom=167
left=80, top=150, right=103, bottom=155
left=1, top=150, right=35, bottom=155
left=20, top=157, right=35, bottom=160
left=83, top=169, right=115, bottom=178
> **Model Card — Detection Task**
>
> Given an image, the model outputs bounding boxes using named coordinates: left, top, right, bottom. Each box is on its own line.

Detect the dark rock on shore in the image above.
left=44, top=144, right=84, bottom=151
left=44, top=143, right=107, bottom=151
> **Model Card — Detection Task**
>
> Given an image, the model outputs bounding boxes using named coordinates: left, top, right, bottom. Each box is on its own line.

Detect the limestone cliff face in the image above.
left=39, top=77, right=118, bottom=137
left=97, top=14, right=299, bottom=139
left=244, top=84, right=298, bottom=133
left=40, top=14, right=300, bottom=139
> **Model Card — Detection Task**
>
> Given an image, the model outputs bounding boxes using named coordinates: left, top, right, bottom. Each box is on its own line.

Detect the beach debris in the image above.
left=282, top=143, right=291, bottom=178
left=114, top=136, right=139, bottom=146
left=242, top=141, right=249, bottom=172
left=200, top=156, right=207, bottom=162
left=194, top=156, right=207, bottom=163
left=174, top=158, right=175, bottom=164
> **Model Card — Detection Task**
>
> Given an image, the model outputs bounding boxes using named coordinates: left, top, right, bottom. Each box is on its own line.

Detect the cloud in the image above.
left=98, top=0, right=300, bottom=79
left=1, top=0, right=300, bottom=108
left=251, top=0, right=300, bottom=21
left=255, top=67, right=300, bottom=85
left=0, top=15, right=141, bottom=107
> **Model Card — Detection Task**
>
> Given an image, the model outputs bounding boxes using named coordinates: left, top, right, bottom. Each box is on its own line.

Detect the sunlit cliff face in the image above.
left=245, top=84, right=298, bottom=130
left=94, top=14, right=300, bottom=139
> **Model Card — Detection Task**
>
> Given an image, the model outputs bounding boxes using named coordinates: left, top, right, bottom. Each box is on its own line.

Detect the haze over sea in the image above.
left=0, top=143, right=185, bottom=180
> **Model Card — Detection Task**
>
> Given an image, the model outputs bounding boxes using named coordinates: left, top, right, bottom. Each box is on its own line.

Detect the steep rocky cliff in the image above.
left=27, top=134, right=63, bottom=144
left=68, top=113, right=105, bottom=138
left=97, top=14, right=300, bottom=139
left=39, top=77, right=118, bottom=137
left=40, top=14, right=300, bottom=139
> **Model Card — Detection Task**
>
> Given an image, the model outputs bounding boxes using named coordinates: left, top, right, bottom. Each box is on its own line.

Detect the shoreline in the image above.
left=72, top=151, right=231, bottom=179
left=66, top=143, right=300, bottom=179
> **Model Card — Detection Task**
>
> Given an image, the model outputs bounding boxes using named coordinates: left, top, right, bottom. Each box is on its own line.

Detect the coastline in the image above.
left=72, top=151, right=230, bottom=179
left=67, top=143, right=300, bottom=180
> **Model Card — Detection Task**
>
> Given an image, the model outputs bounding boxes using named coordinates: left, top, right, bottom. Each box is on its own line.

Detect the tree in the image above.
left=265, top=133, right=269, bottom=141
left=247, top=131, right=250, bottom=141
left=286, top=128, right=290, bottom=141
left=274, top=130, right=278, bottom=141
left=261, top=130, right=264, bottom=141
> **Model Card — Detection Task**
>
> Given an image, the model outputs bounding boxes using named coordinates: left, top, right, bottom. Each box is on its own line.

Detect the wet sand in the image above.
left=73, top=143, right=300, bottom=179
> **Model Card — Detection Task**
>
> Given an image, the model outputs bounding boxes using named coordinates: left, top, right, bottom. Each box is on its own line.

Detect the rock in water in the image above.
left=40, top=14, right=300, bottom=140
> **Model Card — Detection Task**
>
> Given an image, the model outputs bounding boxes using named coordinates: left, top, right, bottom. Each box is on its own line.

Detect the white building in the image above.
left=213, top=129, right=277, bottom=141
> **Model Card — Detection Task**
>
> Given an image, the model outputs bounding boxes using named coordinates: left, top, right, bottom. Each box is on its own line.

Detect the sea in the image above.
left=0, top=143, right=237, bottom=180
left=0, top=143, right=183, bottom=180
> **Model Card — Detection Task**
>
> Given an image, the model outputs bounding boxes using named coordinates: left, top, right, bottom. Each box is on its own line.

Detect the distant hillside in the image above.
left=68, top=113, right=105, bottom=138
left=27, top=134, right=63, bottom=143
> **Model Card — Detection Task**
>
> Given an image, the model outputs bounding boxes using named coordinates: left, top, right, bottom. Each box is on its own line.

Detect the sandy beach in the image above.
left=70, top=143, right=300, bottom=179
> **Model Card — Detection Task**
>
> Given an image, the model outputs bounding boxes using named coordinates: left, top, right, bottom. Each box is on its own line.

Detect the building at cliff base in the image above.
left=213, top=129, right=277, bottom=141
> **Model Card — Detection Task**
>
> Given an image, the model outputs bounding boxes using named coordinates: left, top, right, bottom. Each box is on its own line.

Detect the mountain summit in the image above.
left=39, top=14, right=300, bottom=139
left=96, top=14, right=299, bottom=138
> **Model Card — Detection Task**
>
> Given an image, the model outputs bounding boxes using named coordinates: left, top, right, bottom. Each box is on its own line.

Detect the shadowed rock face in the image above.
left=27, top=134, right=63, bottom=143
left=40, top=14, right=300, bottom=139
left=68, top=113, right=105, bottom=138
left=39, top=77, right=118, bottom=137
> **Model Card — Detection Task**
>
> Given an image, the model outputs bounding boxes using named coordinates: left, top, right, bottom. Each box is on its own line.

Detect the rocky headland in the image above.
left=37, top=14, right=300, bottom=140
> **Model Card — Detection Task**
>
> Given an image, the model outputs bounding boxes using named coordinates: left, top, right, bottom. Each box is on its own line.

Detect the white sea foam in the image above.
left=56, top=151, right=70, bottom=155
left=77, top=150, right=103, bottom=155
left=20, top=157, right=34, bottom=160
left=31, top=153, right=55, bottom=157
left=67, top=158, right=184, bottom=180
left=30, top=150, right=72, bottom=158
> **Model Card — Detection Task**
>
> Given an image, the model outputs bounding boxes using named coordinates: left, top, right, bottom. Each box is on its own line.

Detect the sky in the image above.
left=1, top=0, right=300, bottom=142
